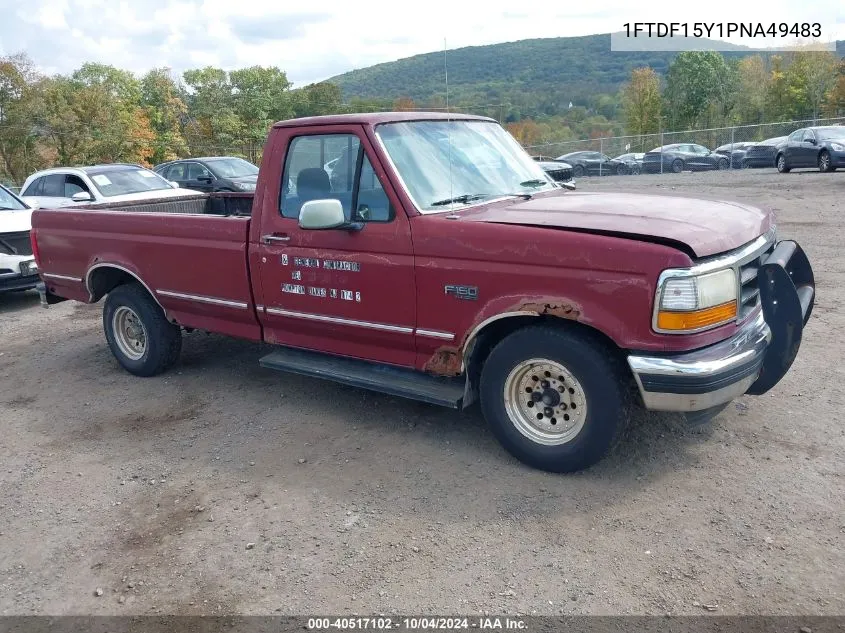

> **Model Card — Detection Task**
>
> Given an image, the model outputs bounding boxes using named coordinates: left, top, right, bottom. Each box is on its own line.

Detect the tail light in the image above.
left=30, top=228, right=41, bottom=267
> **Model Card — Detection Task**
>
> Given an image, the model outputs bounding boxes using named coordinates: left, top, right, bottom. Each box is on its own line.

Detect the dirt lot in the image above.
left=0, top=168, right=843, bottom=617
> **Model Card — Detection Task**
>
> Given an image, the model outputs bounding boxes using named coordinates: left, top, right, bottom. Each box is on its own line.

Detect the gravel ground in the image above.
left=0, top=168, right=843, bottom=616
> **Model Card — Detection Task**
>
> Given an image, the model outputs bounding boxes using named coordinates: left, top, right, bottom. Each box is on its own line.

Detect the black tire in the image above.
left=103, top=283, right=182, bottom=377
left=616, top=163, right=627, bottom=176
left=479, top=325, right=627, bottom=473
left=741, top=158, right=750, bottom=169
left=572, top=165, right=584, bottom=178
left=818, top=151, right=834, bottom=173
left=776, top=154, right=790, bottom=173
left=671, top=158, right=684, bottom=173
left=631, top=164, right=641, bottom=175
left=717, top=158, right=729, bottom=170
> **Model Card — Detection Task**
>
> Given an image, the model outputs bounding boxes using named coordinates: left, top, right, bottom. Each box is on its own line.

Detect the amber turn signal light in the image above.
left=656, top=301, right=738, bottom=331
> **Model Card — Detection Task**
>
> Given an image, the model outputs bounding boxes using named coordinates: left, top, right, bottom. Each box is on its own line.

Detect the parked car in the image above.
left=32, top=112, right=814, bottom=473
left=19, top=164, right=200, bottom=209
left=613, top=153, right=645, bottom=175
left=0, top=184, right=39, bottom=293
left=153, top=156, right=259, bottom=192
left=776, top=126, right=845, bottom=173
left=742, top=136, right=787, bottom=168
left=555, top=151, right=625, bottom=177
left=535, top=160, right=574, bottom=183
left=713, top=142, right=756, bottom=169
left=642, top=143, right=730, bottom=173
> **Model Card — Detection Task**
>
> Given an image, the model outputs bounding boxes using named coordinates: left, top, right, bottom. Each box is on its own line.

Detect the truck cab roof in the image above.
left=272, top=111, right=495, bottom=129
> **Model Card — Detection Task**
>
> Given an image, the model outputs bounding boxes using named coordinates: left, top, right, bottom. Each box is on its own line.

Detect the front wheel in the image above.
left=671, top=158, right=684, bottom=173
left=717, top=158, right=729, bottom=170
left=819, top=151, right=834, bottom=173
left=572, top=165, right=584, bottom=178
left=103, top=284, right=182, bottom=377
left=776, top=154, right=790, bottom=173
left=479, top=326, right=627, bottom=473
left=616, top=164, right=627, bottom=176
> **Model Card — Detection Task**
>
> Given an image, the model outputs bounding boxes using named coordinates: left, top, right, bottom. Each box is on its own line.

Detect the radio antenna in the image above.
left=444, top=38, right=449, bottom=113
left=445, top=37, right=453, bottom=206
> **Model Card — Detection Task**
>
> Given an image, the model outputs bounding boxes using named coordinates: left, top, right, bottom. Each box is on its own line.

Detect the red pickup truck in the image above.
left=31, top=112, right=815, bottom=473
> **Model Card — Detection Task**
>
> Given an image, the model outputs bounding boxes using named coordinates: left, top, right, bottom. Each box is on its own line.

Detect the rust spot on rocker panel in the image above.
left=424, top=346, right=462, bottom=376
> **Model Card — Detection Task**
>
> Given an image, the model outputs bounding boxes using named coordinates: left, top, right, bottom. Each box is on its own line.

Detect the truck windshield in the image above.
left=205, top=158, right=259, bottom=179
left=0, top=185, right=27, bottom=210
left=87, top=168, right=173, bottom=197
left=375, top=120, right=556, bottom=213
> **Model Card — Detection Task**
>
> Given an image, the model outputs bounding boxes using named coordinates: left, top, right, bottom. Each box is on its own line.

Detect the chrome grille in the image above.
left=737, top=240, right=775, bottom=321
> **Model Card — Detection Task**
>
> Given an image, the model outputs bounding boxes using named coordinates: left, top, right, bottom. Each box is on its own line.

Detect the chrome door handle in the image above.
left=262, top=234, right=290, bottom=243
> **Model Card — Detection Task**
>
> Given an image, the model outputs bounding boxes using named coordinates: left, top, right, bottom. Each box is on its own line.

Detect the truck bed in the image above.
left=77, top=191, right=254, bottom=216
left=32, top=196, right=262, bottom=341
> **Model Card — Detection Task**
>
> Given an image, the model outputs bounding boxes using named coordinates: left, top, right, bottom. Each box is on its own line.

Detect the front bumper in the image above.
left=628, top=240, right=814, bottom=412
left=828, top=149, right=845, bottom=167
left=0, top=272, right=40, bottom=293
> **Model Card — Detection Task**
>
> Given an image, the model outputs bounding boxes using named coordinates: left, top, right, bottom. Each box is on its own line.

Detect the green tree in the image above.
left=229, top=66, right=294, bottom=148
left=736, top=55, right=769, bottom=124
left=293, top=82, right=343, bottom=117
left=784, top=50, right=839, bottom=120
left=664, top=52, right=737, bottom=129
left=141, top=68, right=189, bottom=164
left=0, top=53, right=45, bottom=183
left=621, top=67, right=662, bottom=136
left=182, top=67, right=241, bottom=152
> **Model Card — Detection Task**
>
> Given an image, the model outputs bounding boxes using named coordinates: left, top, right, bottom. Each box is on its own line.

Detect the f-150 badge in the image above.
left=445, top=285, right=478, bottom=301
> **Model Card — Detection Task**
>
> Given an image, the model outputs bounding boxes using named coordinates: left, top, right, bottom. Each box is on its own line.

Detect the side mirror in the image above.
left=169, top=181, right=180, bottom=188
left=71, top=191, right=93, bottom=202
left=197, top=175, right=213, bottom=183
left=23, top=198, right=40, bottom=210
left=560, top=181, right=576, bottom=190
left=299, top=199, right=361, bottom=231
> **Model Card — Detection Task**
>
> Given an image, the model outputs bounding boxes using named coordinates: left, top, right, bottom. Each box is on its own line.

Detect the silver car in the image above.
left=19, top=164, right=200, bottom=209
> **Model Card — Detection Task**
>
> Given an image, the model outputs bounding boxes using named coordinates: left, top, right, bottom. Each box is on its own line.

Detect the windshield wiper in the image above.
left=519, top=179, right=548, bottom=187
left=430, top=194, right=489, bottom=207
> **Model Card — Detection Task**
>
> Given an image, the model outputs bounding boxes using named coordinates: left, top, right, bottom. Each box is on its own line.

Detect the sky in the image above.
left=0, top=0, right=842, bottom=87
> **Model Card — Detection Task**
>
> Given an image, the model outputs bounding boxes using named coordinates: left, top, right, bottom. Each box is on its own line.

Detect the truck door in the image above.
left=253, top=125, right=417, bottom=368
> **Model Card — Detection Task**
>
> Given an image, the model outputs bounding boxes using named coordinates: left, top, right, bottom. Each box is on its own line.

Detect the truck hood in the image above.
left=0, top=208, right=33, bottom=233
left=458, top=191, right=773, bottom=257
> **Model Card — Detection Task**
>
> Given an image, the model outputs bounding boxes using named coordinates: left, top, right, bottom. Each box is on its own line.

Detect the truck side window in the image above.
left=280, top=134, right=392, bottom=222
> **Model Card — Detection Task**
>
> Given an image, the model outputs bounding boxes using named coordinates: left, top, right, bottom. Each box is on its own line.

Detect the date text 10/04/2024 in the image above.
left=622, top=22, right=822, bottom=38
left=306, top=617, right=528, bottom=630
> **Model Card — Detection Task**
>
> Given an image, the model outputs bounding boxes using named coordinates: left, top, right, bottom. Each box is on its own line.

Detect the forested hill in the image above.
left=329, top=34, right=845, bottom=112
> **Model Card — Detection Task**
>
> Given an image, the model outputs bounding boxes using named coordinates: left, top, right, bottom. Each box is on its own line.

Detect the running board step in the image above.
left=259, top=347, right=464, bottom=409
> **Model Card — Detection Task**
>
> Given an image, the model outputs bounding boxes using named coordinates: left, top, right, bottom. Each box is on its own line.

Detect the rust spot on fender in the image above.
left=518, top=299, right=581, bottom=320
left=424, top=346, right=462, bottom=376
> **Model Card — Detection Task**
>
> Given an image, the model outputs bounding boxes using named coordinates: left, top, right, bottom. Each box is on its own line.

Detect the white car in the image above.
left=0, top=184, right=39, bottom=294
left=19, top=164, right=201, bottom=209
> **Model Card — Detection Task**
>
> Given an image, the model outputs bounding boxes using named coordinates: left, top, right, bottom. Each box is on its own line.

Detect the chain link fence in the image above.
left=525, top=116, right=845, bottom=177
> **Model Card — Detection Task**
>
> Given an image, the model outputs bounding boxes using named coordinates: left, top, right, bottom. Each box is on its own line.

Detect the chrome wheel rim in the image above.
left=503, top=359, right=588, bottom=446
left=820, top=154, right=829, bottom=170
left=778, top=156, right=785, bottom=171
left=112, top=306, right=147, bottom=361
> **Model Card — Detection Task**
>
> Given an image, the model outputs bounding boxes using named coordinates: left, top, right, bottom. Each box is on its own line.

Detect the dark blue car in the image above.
left=777, top=126, right=845, bottom=173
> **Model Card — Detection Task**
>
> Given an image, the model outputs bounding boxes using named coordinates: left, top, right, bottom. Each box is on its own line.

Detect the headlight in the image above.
left=655, top=268, right=737, bottom=332
left=20, top=260, right=38, bottom=275
left=830, top=142, right=845, bottom=151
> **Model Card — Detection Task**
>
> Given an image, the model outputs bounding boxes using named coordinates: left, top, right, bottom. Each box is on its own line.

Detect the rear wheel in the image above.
left=479, top=325, right=627, bottom=473
left=717, top=158, right=729, bottom=170
left=616, top=163, right=627, bottom=176
left=776, top=154, right=790, bottom=173
left=572, top=165, right=584, bottom=178
left=671, top=158, right=684, bottom=173
left=631, top=164, right=641, bottom=175
left=103, top=284, right=182, bottom=377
